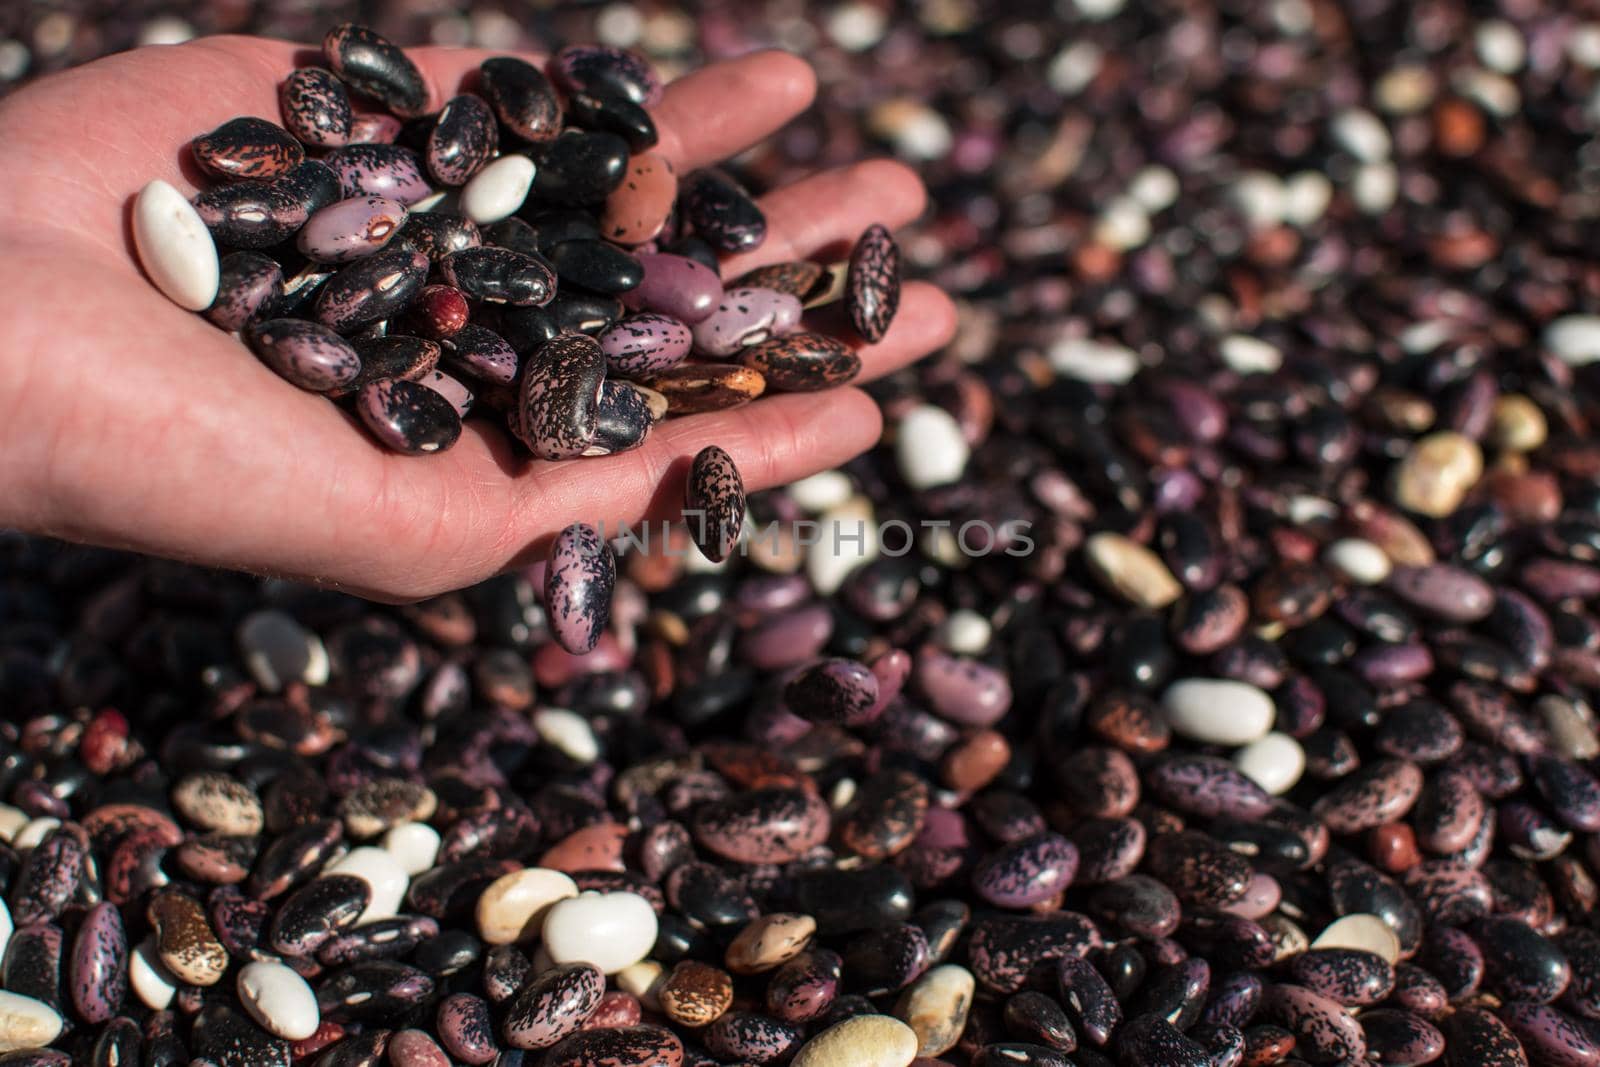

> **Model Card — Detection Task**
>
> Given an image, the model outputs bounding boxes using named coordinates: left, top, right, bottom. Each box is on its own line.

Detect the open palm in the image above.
left=0, top=35, right=955, bottom=600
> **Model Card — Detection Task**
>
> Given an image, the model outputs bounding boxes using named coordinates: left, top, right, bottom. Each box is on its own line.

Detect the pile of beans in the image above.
left=133, top=24, right=894, bottom=459
left=9, top=0, right=1600, bottom=1065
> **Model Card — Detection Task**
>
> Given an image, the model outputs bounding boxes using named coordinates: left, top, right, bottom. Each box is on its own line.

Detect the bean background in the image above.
left=8, top=1, right=1600, bottom=1066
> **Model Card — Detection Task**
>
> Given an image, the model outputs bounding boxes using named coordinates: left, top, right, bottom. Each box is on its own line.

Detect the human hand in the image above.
left=0, top=35, right=955, bottom=600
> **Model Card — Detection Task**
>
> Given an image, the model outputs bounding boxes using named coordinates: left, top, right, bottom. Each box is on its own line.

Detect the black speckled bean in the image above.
left=357, top=378, right=463, bottom=455
left=741, top=332, right=861, bottom=391
left=343, top=335, right=441, bottom=393
left=192, top=117, right=303, bottom=182
left=1261, top=984, right=1366, bottom=1063
left=680, top=169, right=767, bottom=254
left=765, top=949, right=841, bottom=1023
left=515, top=210, right=601, bottom=254
left=1088, top=875, right=1179, bottom=939
left=89, top=1017, right=141, bottom=1067
left=921, top=902, right=966, bottom=966
left=1497, top=1001, right=1596, bottom=1067
left=480, top=57, right=563, bottom=144
left=791, top=866, right=915, bottom=936
left=1355, top=1009, right=1445, bottom=1065
left=1487, top=589, right=1554, bottom=672
left=1421, top=925, right=1484, bottom=1002
left=440, top=323, right=518, bottom=385
left=323, top=23, right=427, bottom=117
left=548, top=240, right=644, bottom=295
left=209, top=890, right=271, bottom=960
left=309, top=1029, right=387, bottom=1065
left=192, top=1003, right=288, bottom=1067
left=192, top=181, right=301, bottom=248
left=840, top=922, right=928, bottom=994
left=1327, top=860, right=1423, bottom=957
left=1055, top=954, right=1122, bottom=1047
left=1199, top=971, right=1261, bottom=1031
left=3, top=923, right=64, bottom=1009
left=1131, top=958, right=1210, bottom=1031
left=1403, top=862, right=1493, bottom=926
left=1498, top=799, right=1572, bottom=861
left=588, top=380, right=653, bottom=456
left=1530, top=755, right=1600, bottom=832
left=502, top=962, right=603, bottom=1049
left=407, top=857, right=519, bottom=923
left=317, top=915, right=439, bottom=966
left=1191, top=1023, right=1245, bottom=1067
left=565, top=87, right=658, bottom=153
left=682, top=445, right=746, bottom=563
left=244, top=318, right=362, bottom=392
left=1471, top=916, right=1571, bottom=1003
left=313, top=247, right=429, bottom=332
left=1143, top=831, right=1253, bottom=908
left=548, top=290, right=625, bottom=334
left=325, top=144, right=431, bottom=204
left=516, top=333, right=605, bottom=459
left=427, top=94, right=498, bottom=186
left=1391, top=963, right=1448, bottom=1019
left=69, top=901, right=127, bottom=1024
left=206, top=251, right=283, bottom=332
left=733, top=260, right=827, bottom=301
left=1004, top=990, right=1077, bottom=1052
left=540, top=1025, right=683, bottom=1067
left=1287, top=949, right=1394, bottom=1007
left=482, top=944, right=533, bottom=1004
left=274, top=159, right=345, bottom=219
left=1069, top=817, right=1147, bottom=884
left=973, top=1042, right=1072, bottom=1067
left=693, top=787, right=829, bottom=865
left=443, top=247, right=555, bottom=307
left=1176, top=913, right=1276, bottom=971
left=11, top=826, right=86, bottom=926
left=533, top=131, right=631, bottom=205
left=966, top=912, right=1101, bottom=994
left=316, top=960, right=435, bottom=1023
left=1559, top=927, right=1600, bottom=1019
left=1145, top=754, right=1274, bottom=820
left=544, top=522, right=615, bottom=655
left=279, top=67, right=353, bottom=147
left=1440, top=1007, right=1531, bottom=1066
left=398, top=211, right=483, bottom=265
left=248, top=818, right=343, bottom=900
left=1203, top=819, right=1305, bottom=870
left=270, top=874, right=370, bottom=957
left=551, top=44, right=663, bottom=107
left=1114, top=1015, right=1210, bottom=1066
left=703, top=1012, right=800, bottom=1063
left=846, top=223, right=901, bottom=343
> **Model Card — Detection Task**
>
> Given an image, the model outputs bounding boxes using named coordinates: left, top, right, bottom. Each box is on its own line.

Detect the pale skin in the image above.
left=0, top=37, right=957, bottom=601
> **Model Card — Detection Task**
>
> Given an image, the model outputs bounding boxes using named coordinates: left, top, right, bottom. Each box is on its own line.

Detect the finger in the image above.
left=94, top=36, right=811, bottom=184
left=648, top=50, right=817, bottom=170
left=374, top=45, right=815, bottom=174
left=721, top=158, right=928, bottom=278
left=351, top=387, right=882, bottom=598
left=840, top=281, right=958, bottom=384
